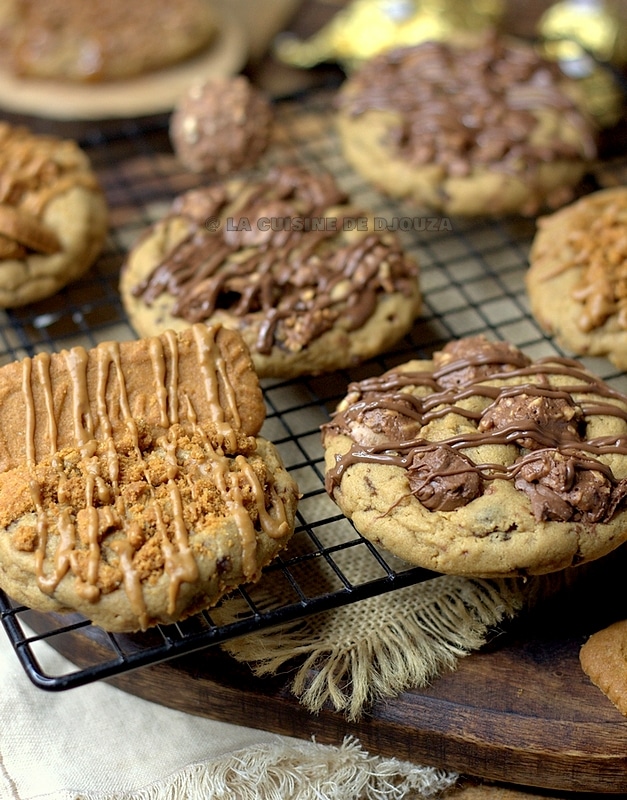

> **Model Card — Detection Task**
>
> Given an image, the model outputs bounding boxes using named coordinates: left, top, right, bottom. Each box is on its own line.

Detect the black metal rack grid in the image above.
left=1, top=90, right=626, bottom=691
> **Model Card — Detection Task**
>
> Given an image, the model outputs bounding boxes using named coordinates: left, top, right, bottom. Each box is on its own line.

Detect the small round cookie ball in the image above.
left=170, top=75, right=273, bottom=175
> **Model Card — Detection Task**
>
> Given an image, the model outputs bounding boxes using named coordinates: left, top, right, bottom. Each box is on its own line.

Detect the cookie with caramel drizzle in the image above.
left=0, top=121, right=107, bottom=308
left=527, top=187, right=627, bottom=370
left=0, top=324, right=298, bottom=632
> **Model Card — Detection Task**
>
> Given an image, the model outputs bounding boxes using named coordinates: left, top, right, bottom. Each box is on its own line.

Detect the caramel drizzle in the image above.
left=23, top=325, right=289, bottom=628
left=0, top=123, right=101, bottom=215
left=325, top=354, right=627, bottom=503
left=148, top=334, right=171, bottom=429
left=537, top=195, right=627, bottom=333
left=193, top=324, right=239, bottom=445
left=36, top=353, right=57, bottom=456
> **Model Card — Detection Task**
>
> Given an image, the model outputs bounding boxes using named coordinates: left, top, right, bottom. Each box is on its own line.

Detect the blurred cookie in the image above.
left=443, top=780, right=564, bottom=800
left=170, top=75, right=273, bottom=175
left=322, top=336, right=627, bottom=577
left=526, top=187, right=627, bottom=369
left=336, top=33, right=597, bottom=216
left=580, top=619, right=627, bottom=717
left=120, top=165, right=421, bottom=379
left=0, top=0, right=217, bottom=82
left=0, top=122, right=108, bottom=308
left=0, top=324, right=298, bottom=632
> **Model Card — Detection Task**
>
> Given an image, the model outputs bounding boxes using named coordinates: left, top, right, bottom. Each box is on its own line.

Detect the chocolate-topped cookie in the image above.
left=336, top=33, right=597, bottom=216
left=0, top=324, right=298, bottom=632
left=527, top=187, right=627, bottom=369
left=322, top=336, right=627, bottom=577
left=120, top=165, right=422, bottom=379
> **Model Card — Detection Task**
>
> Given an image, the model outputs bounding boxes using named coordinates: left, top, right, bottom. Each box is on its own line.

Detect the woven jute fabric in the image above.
left=217, top=543, right=532, bottom=720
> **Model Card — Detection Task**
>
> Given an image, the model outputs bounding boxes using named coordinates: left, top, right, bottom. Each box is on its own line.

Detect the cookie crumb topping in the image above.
left=0, top=122, right=101, bottom=260
left=543, top=197, right=627, bottom=332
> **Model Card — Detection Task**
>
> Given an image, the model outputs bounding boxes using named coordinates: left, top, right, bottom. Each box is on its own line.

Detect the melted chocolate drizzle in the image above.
left=337, top=35, right=597, bottom=177
left=323, top=338, right=627, bottom=523
left=130, top=167, right=419, bottom=354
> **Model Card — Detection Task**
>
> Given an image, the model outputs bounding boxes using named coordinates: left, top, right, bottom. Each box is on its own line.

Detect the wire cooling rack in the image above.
left=1, top=90, right=626, bottom=691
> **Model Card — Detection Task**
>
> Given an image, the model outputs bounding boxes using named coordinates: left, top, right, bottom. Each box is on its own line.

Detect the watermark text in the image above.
left=204, top=215, right=453, bottom=233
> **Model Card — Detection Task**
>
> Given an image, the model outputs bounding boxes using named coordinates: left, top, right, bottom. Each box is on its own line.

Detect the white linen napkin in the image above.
left=0, top=627, right=457, bottom=800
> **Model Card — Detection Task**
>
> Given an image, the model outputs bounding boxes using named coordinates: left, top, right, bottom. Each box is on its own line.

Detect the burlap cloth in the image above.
left=215, top=542, right=530, bottom=721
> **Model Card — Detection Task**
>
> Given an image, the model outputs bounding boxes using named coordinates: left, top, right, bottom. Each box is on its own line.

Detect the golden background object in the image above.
left=538, top=1, right=626, bottom=127
left=539, top=0, right=627, bottom=65
left=274, top=0, right=504, bottom=70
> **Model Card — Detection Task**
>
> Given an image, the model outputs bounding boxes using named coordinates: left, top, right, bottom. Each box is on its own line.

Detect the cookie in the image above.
left=580, top=619, right=627, bottom=716
left=0, top=324, right=298, bottom=632
left=0, top=122, right=108, bottom=308
left=322, top=335, right=627, bottom=577
left=526, top=187, right=627, bottom=369
left=443, top=781, right=559, bottom=800
left=335, top=33, right=597, bottom=216
left=120, top=165, right=422, bottom=379
left=0, top=0, right=217, bottom=82
left=170, top=75, right=273, bottom=175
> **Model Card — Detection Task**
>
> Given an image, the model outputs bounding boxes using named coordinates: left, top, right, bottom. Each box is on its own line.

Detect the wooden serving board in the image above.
left=27, top=550, right=627, bottom=795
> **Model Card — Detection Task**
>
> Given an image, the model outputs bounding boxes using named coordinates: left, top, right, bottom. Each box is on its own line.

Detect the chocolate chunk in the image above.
left=514, top=450, right=613, bottom=522
left=172, top=185, right=229, bottom=224
left=351, top=390, right=423, bottom=445
left=433, top=335, right=531, bottom=388
left=479, top=392, right=584, bottom=450
left=408, top=444, right=482, bottom=511
left=324, top=376, right=428, bottom=447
